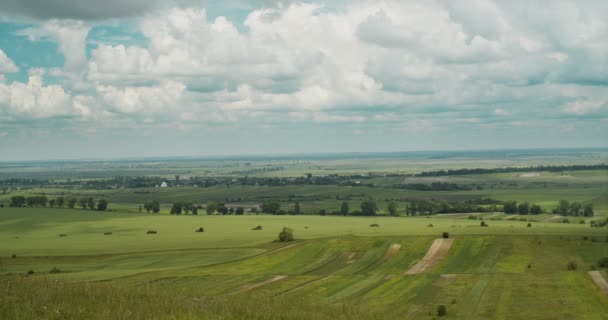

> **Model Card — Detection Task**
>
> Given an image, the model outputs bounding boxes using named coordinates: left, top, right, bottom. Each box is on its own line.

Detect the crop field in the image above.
left=1, top=207, right=608, bottom=319
left=1, top=150, right=607, bottom=319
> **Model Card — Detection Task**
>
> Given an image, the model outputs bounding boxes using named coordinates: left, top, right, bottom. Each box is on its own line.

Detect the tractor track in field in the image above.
left=276, top=275, right=334, bottom=296
left=110, top=241, right=309, bottom=282
left=405, top=239, right=453, bottom=275
left=231, top=275, right=288, bottom=294
left=589, top=271, right=608, bottom=296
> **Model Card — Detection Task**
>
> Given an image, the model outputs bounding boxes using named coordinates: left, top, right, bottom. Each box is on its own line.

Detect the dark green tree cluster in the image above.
left=143, top=200, right=161, bottom=214
left=503, top=201, right=542, bottom=215
left=552, top=200, right=593, bottom=216
left=261, top=202, right=281, bottom=214
left=170, top=202, right=195, bottom=215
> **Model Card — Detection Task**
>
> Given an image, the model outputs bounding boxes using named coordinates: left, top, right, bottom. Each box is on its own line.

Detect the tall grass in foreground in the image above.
left=0, top=275, right=382, bottom=320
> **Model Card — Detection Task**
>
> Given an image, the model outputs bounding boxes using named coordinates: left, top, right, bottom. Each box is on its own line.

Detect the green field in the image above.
left=1, top=150, right=607, bottom=319
left=1, top=207, right=607, bottom=319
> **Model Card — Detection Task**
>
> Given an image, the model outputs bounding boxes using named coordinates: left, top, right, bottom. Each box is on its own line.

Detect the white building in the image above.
left=160, top=181, right=168, bottom=188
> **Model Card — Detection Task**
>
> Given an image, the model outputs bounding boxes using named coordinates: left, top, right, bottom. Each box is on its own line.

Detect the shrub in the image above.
left=49, top=267, right=61, bottom=274
left=442, top=232, right=449, bottom=239
left=278, top=227, right=294, bottom=242
left=195, top=227, right=205, bottom=233
left=27, top=270, right=34, bottom=275
left=598, top=257, right=608, bottom=268
left=480, top=221, right=488, bottom=227
left=252, top=226, right=262, bottom=231
left=562, top=218, right=570, bottom=223
left=468, top=215, right=478, bottom=220
left=580, top=220, right=585, bottom=224
left=527, top=223, right=532, bottom=227
left=11, top=254, right=16, bottom=259
left=370, top=223, right=380, bottom=227
left=567, top=261, right=577, bottom=271
left=104, top=232, right=112, bottom=235
left=427, top=224, right=434, bottom=227
left=146, top=230, right=158, bottom=234
left=59, top=234, right=67, bottom=237
left=437, top=305, right=447, bottom=317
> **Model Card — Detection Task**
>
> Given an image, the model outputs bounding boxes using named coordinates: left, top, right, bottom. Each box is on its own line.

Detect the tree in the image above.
left=261, top=202, right=281, bottom=214
left=66, top=197, right=77, bottom=209
left=192, top=207, right=198, bottom=215
left=278, top=227, right=294, bottom=242
left=143, top=202, right=152, bottom=214
left=503, top=201, right=518, bottom=214
left=584, top=204, right=594, bottom=217
left=360, top=200, right=377, bottom=216
left=556, top=200, right=570, bottom=215
left=139, top=205, right=142, bottom=213
left=530, top=204, right=542, bottom=215
left=79, top=198, right=87, bottom=209
left=294, top=201, right=301, bottom=215
left=437, top=305, right=447, bottom=317
left=152, top=200, right=160, bottom=214
left=49, top=199, right=56, bottom=208
left=206, top=202, right=218, bottom=215
left=318, top=209, right=326, bottom=216
left=56, top=196, right=65, bottom=208
left=569, top=202, right=582, bottom=216
left=10, top=196, right=26, bottom=207
left=87, top=197, right=95, bottom=210
left=387, top=202, right=398, bottom=216
left=235, top=207, right=244, bottom=215
left=217, top=203, right=228, bottom=215
left=170, top=203, right=182, bottom=215
left=517, top=202, right=530, bottom=215
left=340, top=201, right=349, bottom=216
left=97, top=199, right=108, bottom=211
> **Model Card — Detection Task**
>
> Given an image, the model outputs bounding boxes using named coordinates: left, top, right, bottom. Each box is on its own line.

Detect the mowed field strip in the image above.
left=405, top=238, right=453, bottom=275
left=588, top=271, right=608, bottom=296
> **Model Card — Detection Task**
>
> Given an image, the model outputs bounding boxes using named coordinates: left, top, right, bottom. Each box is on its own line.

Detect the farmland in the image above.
left=1, top=149, right=607, bottom=319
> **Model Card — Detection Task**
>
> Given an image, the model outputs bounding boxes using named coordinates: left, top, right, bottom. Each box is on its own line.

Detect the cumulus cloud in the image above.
left=0, top=50, right=18, bottom=73
left=0, top=70, right=73, bottom=117
left=3, top=0, right=608, bottom=133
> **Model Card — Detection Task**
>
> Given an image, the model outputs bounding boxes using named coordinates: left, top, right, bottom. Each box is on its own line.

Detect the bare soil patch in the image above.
left=405, top=238, right=453, bottom=275
left=383, top=244, right=402, bottom=261
left=540, top=215, right=563, bottom=222
left=589, top=271, right=608, bottom=296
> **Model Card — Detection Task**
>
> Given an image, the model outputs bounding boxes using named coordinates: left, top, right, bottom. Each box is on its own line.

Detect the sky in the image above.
left=0, top=0, right=607, bottom=160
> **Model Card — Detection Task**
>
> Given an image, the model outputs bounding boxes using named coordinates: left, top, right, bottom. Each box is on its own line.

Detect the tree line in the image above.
left=416, top=164, right=608, bottom=177
left=9, top=196, right=108, bottom=211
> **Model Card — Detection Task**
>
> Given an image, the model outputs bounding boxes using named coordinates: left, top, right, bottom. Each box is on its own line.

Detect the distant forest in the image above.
left=416, top=164, right=608, bottom=177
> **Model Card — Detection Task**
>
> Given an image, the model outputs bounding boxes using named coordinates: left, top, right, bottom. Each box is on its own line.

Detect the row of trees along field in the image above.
left=9, top=196, right=108, bottom=211
left=503, top=200, right=594, bottom=216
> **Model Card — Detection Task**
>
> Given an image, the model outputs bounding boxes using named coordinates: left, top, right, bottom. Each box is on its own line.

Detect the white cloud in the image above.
left=0, top=70, right=73, bottom=117
left=97, top=80, right=186, bottom=113
left=0, top=50, right=18, bottom=73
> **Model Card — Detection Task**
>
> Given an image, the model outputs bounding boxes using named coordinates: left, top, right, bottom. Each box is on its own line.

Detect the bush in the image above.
left=195, top=227, right=205, bottom=233
left=370, top=223, right=380, bottom=227
left=480, top=221, right=488, bottom=227
left=527, top=223, right=532, bottom=227
left=427, top=224, right=434, bottom=227
left=27, top=270, right=34, bottom=275
left=49, top=267, right=61, bottom=274
left=11, top=254, right=16, bottom=259
left=567, top=261, right=577, bottom=271
left=146, top=230, right=158, bottom=234
left=59, top=234, right=67, bottom=237
left=562, top=218, right=570, bottom=223
left=468, top=215, right=479, bottom=220
left=104, top=232, right=112, bottom=235
left=278, top=227, right=294, bottom=242
left=437, top=305, right=447, bottom=317
left=252, top=225, right=262, bottom=230
left=598, top=257, right=608, bottom=268
left=442, top=232, right=449, bottom=239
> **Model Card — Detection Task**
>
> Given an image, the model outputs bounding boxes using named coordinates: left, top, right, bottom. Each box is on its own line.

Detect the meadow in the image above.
left=1, top=149, right=607, bottom=319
